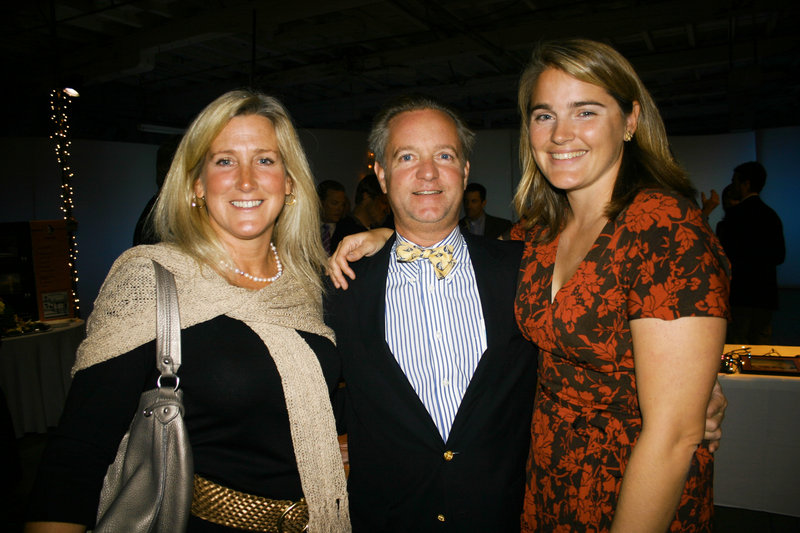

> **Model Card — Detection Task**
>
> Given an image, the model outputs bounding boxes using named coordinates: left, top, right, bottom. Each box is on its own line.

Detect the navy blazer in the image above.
left=459, top=213, right=513, bottom=240
left=325, top=231, right=537, bottom=532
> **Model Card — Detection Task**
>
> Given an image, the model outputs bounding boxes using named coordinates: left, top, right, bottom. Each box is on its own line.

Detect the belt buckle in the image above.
left=277, top=499, right=309, bottom=533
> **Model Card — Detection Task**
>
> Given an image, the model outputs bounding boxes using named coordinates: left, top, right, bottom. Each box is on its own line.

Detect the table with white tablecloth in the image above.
left=0, top=319, right=84, bottom=437
left=714, top=344, right=800, bottom=518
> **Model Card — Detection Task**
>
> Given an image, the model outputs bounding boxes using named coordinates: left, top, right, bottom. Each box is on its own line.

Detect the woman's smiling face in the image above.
left=194, top=114, right=292, bottom=250
left=528, top=68, right=638, bottom=198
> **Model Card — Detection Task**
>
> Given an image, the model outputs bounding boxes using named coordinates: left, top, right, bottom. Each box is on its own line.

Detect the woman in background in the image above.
left=26, top=90, right=350, bottom=532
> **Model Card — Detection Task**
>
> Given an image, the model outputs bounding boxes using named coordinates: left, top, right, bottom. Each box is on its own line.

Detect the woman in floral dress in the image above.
left=513, top=39, right=729, bottom=532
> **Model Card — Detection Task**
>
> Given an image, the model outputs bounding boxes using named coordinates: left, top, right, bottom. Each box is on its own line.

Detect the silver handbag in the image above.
left=94, top=260, right=193, bottom=533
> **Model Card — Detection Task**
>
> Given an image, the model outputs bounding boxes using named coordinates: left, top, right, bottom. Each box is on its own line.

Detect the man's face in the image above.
left=730, top=172, right=748, bottom=201
left=375, top=109, right=469, bottom=245
left=321, top=189, right=347, bottom=223
left=364, top=193, right=391, bottom=226
left=463, top=190, right=485, bottom=220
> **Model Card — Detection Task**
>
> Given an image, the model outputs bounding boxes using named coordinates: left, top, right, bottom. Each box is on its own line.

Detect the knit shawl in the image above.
left=74, top=244, right=350, bottom=532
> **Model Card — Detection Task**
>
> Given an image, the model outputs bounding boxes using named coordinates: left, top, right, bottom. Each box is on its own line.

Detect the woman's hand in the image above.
left=700, top=189, right=720, bottom=218
left=703, top=378, right=727, bottom=452
left=327, top=228, right=394, bottom=289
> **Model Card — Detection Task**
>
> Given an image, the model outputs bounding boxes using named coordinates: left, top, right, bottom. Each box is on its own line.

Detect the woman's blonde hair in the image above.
left=514, top=39, right=695, bottom=242
left=152, top=89, right=327, bottom=294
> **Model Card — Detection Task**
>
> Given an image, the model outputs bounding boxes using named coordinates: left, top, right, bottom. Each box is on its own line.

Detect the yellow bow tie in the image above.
left=395, top=243, right=456, bottom=279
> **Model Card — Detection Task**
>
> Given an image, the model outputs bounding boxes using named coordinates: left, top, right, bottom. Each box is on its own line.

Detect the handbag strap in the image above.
left=153, top=260, right=181, bottom=381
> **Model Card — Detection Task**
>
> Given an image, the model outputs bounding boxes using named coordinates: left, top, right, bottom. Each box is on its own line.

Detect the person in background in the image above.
left=513, top=39, right=729, bottom=532
left=317, top=180, right=348, bottom=255
left=716, top=161, right=785, bottom=344
left=719, top=183, right=739, bottom=212
left=133, top=135, right=181, bottom=246
left=25, top=90, right=350, bottom=533
left=329, top=173, right=391, bottom=252
left=459, top=182, right=512, bottom=239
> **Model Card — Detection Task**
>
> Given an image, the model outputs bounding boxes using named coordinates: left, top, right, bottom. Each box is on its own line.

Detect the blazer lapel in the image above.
left=355, top=239, right=391, bottom=353
left=447, top=232, right=518, bottom=442
left=464, top=232, right=505, bottom=352
left=354, top=236, right=445, bottom=444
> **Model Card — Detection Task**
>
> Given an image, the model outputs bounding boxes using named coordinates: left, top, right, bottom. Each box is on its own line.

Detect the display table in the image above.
left=0, top=319, right=84, bottom=437
left=714, top=344, right=800, bottom=517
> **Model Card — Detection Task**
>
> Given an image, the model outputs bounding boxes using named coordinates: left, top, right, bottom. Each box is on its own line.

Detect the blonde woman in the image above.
left=26, top=90, right=350, bottom=533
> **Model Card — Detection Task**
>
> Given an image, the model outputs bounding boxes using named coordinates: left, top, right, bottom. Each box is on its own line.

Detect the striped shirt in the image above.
left=385, top=227, right=487, bottom=442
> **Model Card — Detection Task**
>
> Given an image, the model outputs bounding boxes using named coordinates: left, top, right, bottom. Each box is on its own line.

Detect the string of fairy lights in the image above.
left=49, top=87, right=81, bottom=316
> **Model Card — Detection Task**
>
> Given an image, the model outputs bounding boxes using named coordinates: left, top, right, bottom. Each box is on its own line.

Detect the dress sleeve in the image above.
left=25, top=343, right=158, bottom=527
left=625, top=191, right=730, bottom=321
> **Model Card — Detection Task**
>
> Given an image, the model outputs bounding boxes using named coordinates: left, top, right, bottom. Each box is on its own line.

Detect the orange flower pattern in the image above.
left=515, top=190, right=730, bottom=532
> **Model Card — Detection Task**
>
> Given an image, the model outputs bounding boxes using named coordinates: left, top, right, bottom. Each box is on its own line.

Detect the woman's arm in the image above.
left=610, top=316, right=725, bottom=532
left=327, top=228, right=394, bottom=289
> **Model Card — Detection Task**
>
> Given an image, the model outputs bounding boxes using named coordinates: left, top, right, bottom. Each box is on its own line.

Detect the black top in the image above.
left=26, top=315, right=340, bottom=530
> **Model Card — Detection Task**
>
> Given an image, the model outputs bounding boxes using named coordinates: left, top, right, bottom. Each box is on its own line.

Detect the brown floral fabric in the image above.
left=515, top=190, right=730, bottom=532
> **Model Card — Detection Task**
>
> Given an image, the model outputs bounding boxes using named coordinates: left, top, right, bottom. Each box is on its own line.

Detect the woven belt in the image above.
left=191, top=474, right=309, bottom=532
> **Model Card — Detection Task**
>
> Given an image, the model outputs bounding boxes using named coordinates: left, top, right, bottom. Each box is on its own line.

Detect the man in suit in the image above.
left=459, top=182, right=512, bottom=239
left=325, top=96, right=537, bottom=531
left=317, top=179, right=348, bottom=255
left=717, top=161, right=785, bottom=343
left=325, top=96, right=727, bottom=532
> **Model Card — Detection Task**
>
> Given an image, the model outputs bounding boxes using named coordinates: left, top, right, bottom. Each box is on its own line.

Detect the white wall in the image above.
left=756, top=127, right=800, bottom=287
left=71, top=140, right=158, bottom=316
left=2, top=125, right=797, bottom=318
left=468, top=129, right=521, bottom=221
left=669, top=132, right=756, bottom=232
left=2, top=138, right=158, bottom=317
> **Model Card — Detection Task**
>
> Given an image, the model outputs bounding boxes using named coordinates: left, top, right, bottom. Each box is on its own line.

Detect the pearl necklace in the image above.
left=221, top=242, right=283, bottom=283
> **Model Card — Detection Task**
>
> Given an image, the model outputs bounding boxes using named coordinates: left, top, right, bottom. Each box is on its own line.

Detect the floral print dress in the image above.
left=515, top=189, right=730, bottom=532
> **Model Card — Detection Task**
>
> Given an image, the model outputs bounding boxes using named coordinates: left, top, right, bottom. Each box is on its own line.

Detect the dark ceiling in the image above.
left=4, top=0, right=799, bottom=144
